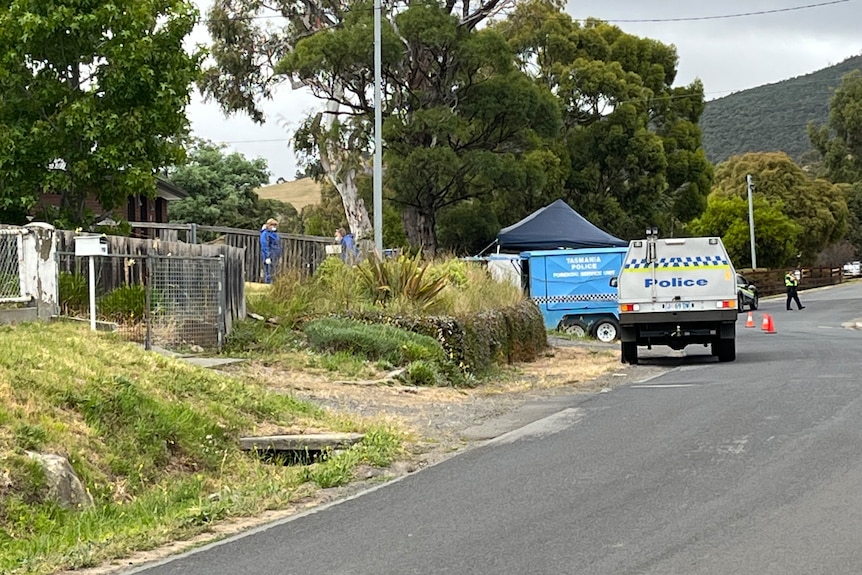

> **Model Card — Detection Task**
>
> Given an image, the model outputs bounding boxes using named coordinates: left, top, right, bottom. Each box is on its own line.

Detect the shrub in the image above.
left=58, top=272, right=89, bottom=314
left=303, top=317, right=445, bottom=366
left=356, top=252, right=447, bottom=313
left=337, top=302, right=546, bottom=375
left=223, top=319, right=300, bottom=354
left=400, top=360, right=444, bottom=387
left=98, top=284, right=147, bottom=323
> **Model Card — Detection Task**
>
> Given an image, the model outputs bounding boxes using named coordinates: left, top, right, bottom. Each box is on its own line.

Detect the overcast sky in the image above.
left=186, top=0, right=862, bottom=183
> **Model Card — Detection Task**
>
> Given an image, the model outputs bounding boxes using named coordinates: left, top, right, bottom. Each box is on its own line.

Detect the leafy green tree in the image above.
left=808, top=70, right=862, bottom=254
left=689, top=195, right=801, bottom=269
left=436, top=200, right=500, bottom=256
left=168, top=142, right=300, bottom=232
left=842, top=182, right=862, bottom=256
left=808, top=70, right=862, bottom=184
left=0, top=0, right=202, bottom=226
left=496, top=0, right=712, bottom=239
left=711, top=152, right=848, bottom=264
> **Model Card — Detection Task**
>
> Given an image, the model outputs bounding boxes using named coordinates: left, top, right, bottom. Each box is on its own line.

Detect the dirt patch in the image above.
left=242, top=344, right=622, bottom=444
left=62, top=341, right=668, bottom=575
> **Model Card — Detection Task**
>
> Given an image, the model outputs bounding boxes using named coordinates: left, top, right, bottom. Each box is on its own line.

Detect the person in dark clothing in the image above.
left=335, top=227, right=359, bottom=264
left=785, top=270, right=805, bottom=310
left=260, top=218, right=282, bottom=283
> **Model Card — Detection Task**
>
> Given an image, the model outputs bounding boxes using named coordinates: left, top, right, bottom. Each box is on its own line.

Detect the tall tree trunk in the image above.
left=318, top=95, right=373, bottom=241
left=401, top=205, right=438, bottom=257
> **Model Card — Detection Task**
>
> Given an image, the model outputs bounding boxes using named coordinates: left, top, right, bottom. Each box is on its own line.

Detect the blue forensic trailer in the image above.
left=521, top=247, right=627, bottom=342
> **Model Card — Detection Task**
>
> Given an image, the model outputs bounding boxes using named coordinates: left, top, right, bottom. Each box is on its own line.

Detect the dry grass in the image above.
left=255, top=178, right=322, bottom=210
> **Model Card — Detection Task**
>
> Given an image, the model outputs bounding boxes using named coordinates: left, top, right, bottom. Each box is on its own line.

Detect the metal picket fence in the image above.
left=57, top=252, right=226, bottom=352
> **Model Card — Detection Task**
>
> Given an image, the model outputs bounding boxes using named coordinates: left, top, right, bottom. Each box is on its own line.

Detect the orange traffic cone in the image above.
left=764, top=313, right=777, bottom=334
left=761, top=314, right=770, bottom=331
left=745, top=311, right=755, bottom=328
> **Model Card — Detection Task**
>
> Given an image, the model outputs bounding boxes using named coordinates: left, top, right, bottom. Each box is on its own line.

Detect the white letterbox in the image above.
left=75, top=234, right=109, bottom=256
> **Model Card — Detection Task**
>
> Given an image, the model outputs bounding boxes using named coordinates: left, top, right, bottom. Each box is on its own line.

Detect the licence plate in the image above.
left=662, top=302, right=691, bottom=310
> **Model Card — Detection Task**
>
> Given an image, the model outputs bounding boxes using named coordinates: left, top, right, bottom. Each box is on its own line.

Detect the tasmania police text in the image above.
left=645, top=278, right=708, bottom=288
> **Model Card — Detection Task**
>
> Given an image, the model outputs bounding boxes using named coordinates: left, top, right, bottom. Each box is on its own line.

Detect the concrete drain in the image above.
left=239, top=433, right=365, bottom=465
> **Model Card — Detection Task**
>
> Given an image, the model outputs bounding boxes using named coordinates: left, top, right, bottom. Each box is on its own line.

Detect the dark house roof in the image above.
left=496, top=199, right=627, bottom=252
left=156, top=177, right=187, bottom=200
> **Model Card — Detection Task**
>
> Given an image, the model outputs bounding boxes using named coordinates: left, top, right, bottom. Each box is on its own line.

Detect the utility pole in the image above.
left=372, top=0, right=383, bottom=254
left=746, top=174, right=757, bottom=269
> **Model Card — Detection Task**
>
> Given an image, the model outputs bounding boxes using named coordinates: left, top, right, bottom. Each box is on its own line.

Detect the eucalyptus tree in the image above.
left=203, top=0, right=560, bottom=253
left=808, top=70, right=862, bottom=254
left=495, top=0, right=712, bottom=239
left=0, top=0, right=202, bottom=226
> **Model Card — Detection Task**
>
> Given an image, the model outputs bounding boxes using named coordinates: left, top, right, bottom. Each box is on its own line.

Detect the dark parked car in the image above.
left=736, top=273, right=759, bottom=311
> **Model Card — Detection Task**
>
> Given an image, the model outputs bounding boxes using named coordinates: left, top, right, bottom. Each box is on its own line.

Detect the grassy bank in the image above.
left=0, top=322, right=401, bottom=575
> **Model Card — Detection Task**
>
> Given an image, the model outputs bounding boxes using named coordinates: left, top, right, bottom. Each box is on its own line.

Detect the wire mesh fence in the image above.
left=0, top=230, right=23, bottom=301
left=147, top=255, right=225, bottom=352
left=57, top=252, right=225, bottom=352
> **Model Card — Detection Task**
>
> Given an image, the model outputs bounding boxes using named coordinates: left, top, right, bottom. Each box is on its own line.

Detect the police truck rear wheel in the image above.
left=750, top=295, right=759, bottom=310
left=717, top=339, right=736, bottom=362
left=621, top=342, right=638, bottom=364
left=592, top=319, right=619, bottom=343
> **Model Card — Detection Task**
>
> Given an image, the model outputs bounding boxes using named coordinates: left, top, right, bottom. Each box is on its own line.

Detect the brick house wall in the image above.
left=35, top=177, right=186, bottom=229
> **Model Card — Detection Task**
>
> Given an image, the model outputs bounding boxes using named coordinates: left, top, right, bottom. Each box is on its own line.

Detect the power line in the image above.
left=203, top=0, right=856, bottom=25
left=576, top=0, right=855, bottom=23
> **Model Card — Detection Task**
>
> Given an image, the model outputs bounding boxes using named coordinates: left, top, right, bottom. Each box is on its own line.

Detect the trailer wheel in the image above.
left=621, top=342, right=638, bottom=364
left=592, top=318, right=620, bottom=343
left=559, top=319, right=588, bottom=338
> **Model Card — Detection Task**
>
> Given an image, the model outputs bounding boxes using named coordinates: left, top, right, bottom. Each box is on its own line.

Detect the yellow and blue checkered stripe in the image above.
left=532, top=294, right=618, bottom=304
left=624, top=256, right=729, bottom=270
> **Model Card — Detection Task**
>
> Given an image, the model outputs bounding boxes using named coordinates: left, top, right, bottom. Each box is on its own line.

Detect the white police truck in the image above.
left=616, top=233, right=739, bottom=364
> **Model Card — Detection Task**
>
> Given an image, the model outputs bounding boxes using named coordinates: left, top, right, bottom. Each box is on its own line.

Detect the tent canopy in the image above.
left=496, top=199, right=627, bottom=252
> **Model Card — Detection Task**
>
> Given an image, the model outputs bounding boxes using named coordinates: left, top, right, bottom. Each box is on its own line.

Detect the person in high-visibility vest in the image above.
left=785, top=270, right=805, bottom=311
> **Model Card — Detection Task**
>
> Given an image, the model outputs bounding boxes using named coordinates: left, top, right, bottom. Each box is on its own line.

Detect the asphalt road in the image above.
left=129, top=281, right=862, bottom=575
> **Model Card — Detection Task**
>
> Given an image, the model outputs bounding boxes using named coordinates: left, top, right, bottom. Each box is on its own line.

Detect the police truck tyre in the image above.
left=750, top=295, right=759, bottom=310
left=621, top=342, right=638, bottom=364
left=559, top=319, right=588, bottom=338
left=737, top=294, right=744, bottom=313
left=717, top=339, right=736, bottom=362
left=592, top=318, right=620, bottom=343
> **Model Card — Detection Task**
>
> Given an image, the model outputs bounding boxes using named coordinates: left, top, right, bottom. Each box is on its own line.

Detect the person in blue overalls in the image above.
left=260, top=218, right=282, bottom=283
left=335, top=227, right=359, bottom=264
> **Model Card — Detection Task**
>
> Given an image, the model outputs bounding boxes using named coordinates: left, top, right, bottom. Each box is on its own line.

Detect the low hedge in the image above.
left=337, top=300, right=547, bottom=375
left=303, top=317, right=446, bottom=366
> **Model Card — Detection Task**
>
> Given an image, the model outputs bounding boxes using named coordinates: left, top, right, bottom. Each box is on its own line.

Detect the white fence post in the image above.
left=23, top=223, right=58, bottom=319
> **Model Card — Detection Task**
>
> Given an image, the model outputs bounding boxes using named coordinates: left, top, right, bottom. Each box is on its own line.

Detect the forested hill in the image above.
left=700, top=54, right=862, bottom=164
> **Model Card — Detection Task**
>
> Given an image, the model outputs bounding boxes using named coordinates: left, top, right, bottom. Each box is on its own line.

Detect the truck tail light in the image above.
left=716, top=300, right=735, bottom=309
left=620, top=304, right=639, bottom=312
